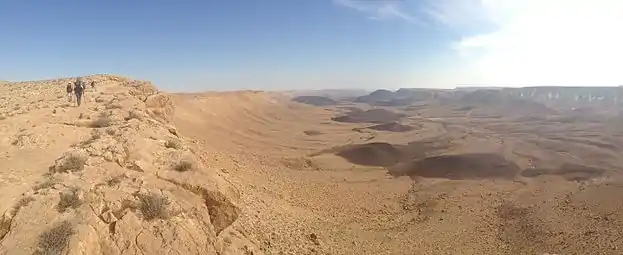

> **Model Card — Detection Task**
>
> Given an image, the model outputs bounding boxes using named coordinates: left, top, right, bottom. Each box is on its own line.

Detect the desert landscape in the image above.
left=1, top=75, right=623, bottom=254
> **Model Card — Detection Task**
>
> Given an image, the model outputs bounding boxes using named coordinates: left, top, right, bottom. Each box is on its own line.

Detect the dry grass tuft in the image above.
left=57, top=188, right=82, bottom=212
left=164, top=138, right=182, bottom=149
left=79, top=130, right=101, bottom=147
left=35, top=221, right=75, bottom=255
left=138, top=193, right=170, bottom=221
left=127, top=109, right=143, bottom=120
left=106, top=175, right=125, bottom=186
left=89, top=112, right=112, bottom=128
left=16, top=196, right=35, bottom=208
left=105, top=103, right=123, bottom=110
left=54, top=151, right=87, bottom=172
left=33, top=179, right=57, bottom=191
left=90, top=116, right=111, bottom=128
left=11, top=196, right=35, bottom=217
left=173, top=157, right=195, bottom=172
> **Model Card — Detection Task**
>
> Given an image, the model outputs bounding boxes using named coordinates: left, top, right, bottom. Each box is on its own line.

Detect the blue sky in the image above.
left=1, top=0, right=622, bottom=91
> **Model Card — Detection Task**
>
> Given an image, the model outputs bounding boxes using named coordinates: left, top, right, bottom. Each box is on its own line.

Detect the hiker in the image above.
left=66, top=83, right=73, bottom=102
left=90, top=81, right=96, bottom=92
left=74, top=78, right=85, bottom=106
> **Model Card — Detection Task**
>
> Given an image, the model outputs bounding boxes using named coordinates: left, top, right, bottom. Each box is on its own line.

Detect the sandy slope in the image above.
left=172, top=90, right=623, bottom=255
left=2, top=76, right=623, bottom=254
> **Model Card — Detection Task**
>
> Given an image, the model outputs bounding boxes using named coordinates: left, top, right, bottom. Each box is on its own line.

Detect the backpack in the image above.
left=74, top=80, right=83, bottom=92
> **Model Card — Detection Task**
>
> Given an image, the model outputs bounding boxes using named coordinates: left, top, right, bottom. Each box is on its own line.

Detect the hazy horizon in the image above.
left=2, top=0, right=622, bottom=91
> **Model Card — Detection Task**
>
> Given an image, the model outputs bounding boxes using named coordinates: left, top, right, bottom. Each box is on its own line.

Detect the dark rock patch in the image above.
left=292, top=96, right=337, bottom=106
left=335, top=142, right=403, bottom=167
left=332, top=109, right=405, bottom=124
left=390, top=153, right=520, bottom=180
left=366, top=122, right=414, bottom=132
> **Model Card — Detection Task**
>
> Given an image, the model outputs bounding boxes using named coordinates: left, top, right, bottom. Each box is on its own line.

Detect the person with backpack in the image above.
left=66, top=83, right=73, bottom=102
left=74, top=78, right=85, bottom=106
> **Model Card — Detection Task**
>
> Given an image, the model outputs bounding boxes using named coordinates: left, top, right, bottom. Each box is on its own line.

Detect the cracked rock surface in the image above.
left=0, top=75, right=259, bottom=254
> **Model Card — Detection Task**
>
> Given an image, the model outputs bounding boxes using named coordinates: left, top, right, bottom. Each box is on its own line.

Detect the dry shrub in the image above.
left=173, top=156, right=196, bottom=172
left=89, top=116, right=111, bottom=128
left=138, top=193, right=170, bottom=221
left=57, top=188, right=82, bottom=212
left=105, top=127, right=117, bottom=136
left=105, top=103, right=123, bottom=110
left=35, top=221, right=74, bottom=255
left=54, top=151, right=87, bottom=172
left=79, top=130, right=101, bottom=147
left=125, top=109, right=143, bottom=120
left=106, top=175, right=125, bottom=186
left=303, top=130, right=323, bottom=136
left=33, top=179, right=57, bottom=191
left=164, top=138, right=182, bottom=149
left=16, top=196, right=35, bottom=208
left=11, top=196, right=35, bottom=216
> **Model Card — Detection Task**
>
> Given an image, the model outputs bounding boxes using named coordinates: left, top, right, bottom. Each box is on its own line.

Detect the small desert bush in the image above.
left=106, top=175, right=125, bottom=186
left=303, top=130, right=323, bottom=136
left=164, top=138, right=182, bottom=149
left=11, top=196, right=35, bottom=216
left=79, top=131, right=101, bottom=147
left=16, top=196, right=35, bottom=208
left=138, top=193, right=170, bottom=221
left=105, top=127, right=117, bottom=136
left=55, top=151, right=87, bottom=172
left=105, top=103, right=123, bottom=110
left=125, top=109, right=143, bottom=121
left=173, top=156, right=196, bottom=172
left=35, top=221, right=74, bottom=255
left=57, top=188, right=82, bottom=212
left=90, top=116, right=111, bottom=128
left=33, top=179, right=57, bottom=191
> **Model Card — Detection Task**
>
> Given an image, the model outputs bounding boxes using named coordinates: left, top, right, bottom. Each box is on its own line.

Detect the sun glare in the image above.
left=459, top=0, right=623, bottom=86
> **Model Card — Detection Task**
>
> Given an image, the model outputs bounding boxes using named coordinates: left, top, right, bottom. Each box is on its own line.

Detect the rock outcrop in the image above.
left=0, top=75, right=260, bottom=254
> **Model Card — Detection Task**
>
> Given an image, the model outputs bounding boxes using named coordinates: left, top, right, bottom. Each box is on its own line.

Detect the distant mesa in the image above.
left=354, top=88, right=436, bottom=106
left=289, top=89, right=370, bottom=100
left=332, top=108, right=405, bottom=123
left=457, top=89, right=509, bottom=105
left=454, top=89, right=555, bottom=115
left=394, top=88, right=435, bottom=101
left=354, top=89, right=395, bottom=103
left=292, top=96, right=337, bottom=106
left=365, top=122, right=414, bottom=132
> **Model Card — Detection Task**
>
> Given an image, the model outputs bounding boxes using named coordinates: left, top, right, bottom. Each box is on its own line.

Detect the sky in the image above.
left=1, top=0, right=623, bottom=91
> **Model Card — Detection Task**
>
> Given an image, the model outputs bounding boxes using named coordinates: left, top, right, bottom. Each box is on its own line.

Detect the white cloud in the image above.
left=333, top=0, right=419, bottom=23
left=430, top=0, right=623, bottom=86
